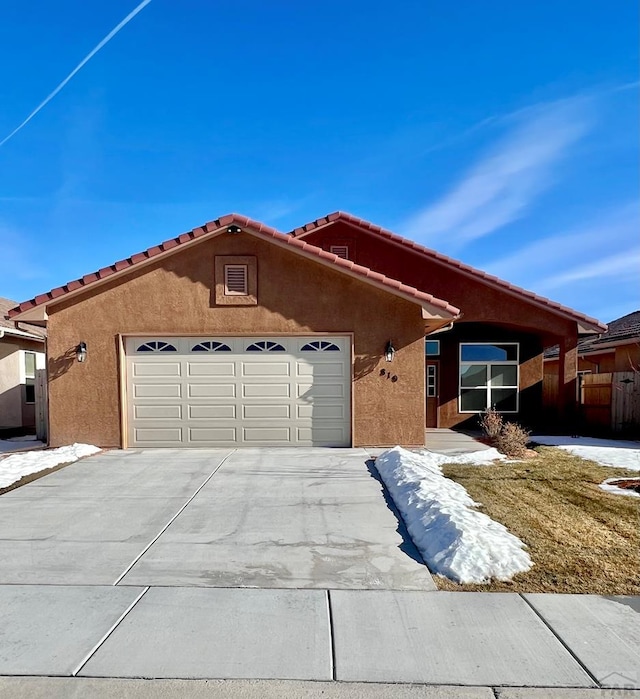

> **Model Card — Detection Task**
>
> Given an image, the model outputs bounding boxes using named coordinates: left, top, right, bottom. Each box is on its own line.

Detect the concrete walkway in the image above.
left=425, top=427, right=491, bottom=454
left=0, top=448, right=638, bottom=697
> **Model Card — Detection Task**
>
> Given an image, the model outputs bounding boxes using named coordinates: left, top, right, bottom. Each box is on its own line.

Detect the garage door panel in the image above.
left=297, top=427, right=347, bottom=444
left=134, top=405, right=182, bottom=419
left=297, top=404, right=345, bottom=419
left=189, top=427, right=237, bottom=443
left=134, top=384, right=182, bottom=398
left=243, top=383, right=290, bottom=398
left=296, top=361, right=345, bottom=377
left=243, top=405, right=290, bottom=419
left=241, top=362, right=290, bottom=377
left=187, top=362, right=235, bottom=377
left=189, top=405, right=236, bottom=419
left=297, top=383, right=344, bottom=399
left=243, top=427, right=291, bottom=442
left=133, top=362, right=181, bottom=377
left=134, top=428, right=183, bottom=442
left=188, top=384, right=236, bottom=398
left=127, top=336, right=350, bottom=447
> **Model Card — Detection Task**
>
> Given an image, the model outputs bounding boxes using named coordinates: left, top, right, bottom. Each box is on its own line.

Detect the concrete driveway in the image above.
left=0, top=447, right=435, bottom=590
left=1, top=447, right=638, bottom=690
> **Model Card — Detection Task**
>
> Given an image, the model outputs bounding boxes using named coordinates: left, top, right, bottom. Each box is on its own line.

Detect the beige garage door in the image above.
left=125, top=336, right=351, bottom=447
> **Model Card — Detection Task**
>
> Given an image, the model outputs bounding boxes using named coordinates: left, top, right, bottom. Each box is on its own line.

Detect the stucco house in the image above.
left=0, top=297, right=46, bottom=436
left=8, top=212, right=605, bottom=449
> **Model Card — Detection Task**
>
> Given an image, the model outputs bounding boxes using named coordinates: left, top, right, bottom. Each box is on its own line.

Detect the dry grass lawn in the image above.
left=438, top=445, right=640, bottom=594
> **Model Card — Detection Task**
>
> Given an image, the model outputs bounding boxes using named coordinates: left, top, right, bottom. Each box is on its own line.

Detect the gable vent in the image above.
left=224, top=265, right=248, bottom=295
left=330, top=245, right=349, bottom=260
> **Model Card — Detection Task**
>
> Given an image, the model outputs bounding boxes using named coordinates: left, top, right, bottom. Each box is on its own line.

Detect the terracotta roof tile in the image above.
left=291, top=211, right=606, bottom=332
left=8, top=213, right=460, bottom=320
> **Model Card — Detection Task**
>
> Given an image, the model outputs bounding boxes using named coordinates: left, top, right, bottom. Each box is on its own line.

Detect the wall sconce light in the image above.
left=226, top=225, right=242, bottom=234
left=76, top=342, right=87, bottom=363
left=384, top=340, right=395, bottom=362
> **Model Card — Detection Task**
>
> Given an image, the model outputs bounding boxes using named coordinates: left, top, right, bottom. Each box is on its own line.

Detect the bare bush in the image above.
left=494, top=422, right=531, bottom=458
left=479, top=407, right=503, bottom=440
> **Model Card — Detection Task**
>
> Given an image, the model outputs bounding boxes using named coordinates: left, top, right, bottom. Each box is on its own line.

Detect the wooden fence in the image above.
left=543, top=371, right=640, bottom=436
left=582, top=372, right=639, bottom=436
left=34, top=369, right=48, bottom=442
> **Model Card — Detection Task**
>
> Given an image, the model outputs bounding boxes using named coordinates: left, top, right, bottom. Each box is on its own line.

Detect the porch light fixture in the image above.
left=384, top=340, right=395, bottom=362
left=76, top=342, right=87, bottom=363
left=226, top=225, right=242, bottom=235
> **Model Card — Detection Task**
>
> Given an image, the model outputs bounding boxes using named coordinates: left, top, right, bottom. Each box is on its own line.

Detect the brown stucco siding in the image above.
left=302, top=222, right=576, bottom=340
left=46, top=232, right=426, bottom=448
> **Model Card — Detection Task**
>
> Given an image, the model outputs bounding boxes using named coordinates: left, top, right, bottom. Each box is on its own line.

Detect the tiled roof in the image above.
left=8, top=214, right=460, bottom=320
left=545, top=310, right=640, bottom=359
left=291, top=211, right=606, bottom=333
left=0, top=297, right=46, bottom=339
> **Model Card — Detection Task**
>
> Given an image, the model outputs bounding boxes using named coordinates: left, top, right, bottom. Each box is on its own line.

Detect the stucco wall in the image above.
left=302, top=222, right=576, bottom=340
left=46, top=231, right=426, bottom=448
left=0, top=342, right=21, bottom=428
left=0, top=337, right=44, bottom=429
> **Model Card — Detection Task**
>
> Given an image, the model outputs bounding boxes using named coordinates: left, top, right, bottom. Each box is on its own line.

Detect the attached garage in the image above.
left=125, top=336, right=352, bottom=447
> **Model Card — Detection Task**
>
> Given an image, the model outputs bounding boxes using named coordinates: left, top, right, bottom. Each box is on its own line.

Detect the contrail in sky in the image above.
left=0, top=0, right=154, bottom=149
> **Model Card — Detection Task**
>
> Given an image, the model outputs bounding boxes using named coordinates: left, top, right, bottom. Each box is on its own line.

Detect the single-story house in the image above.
left=8, top=212, right=605, bottom=449
left=0, top=297, right=46, bottom=436
left=544, top=310, right=640, bottom=376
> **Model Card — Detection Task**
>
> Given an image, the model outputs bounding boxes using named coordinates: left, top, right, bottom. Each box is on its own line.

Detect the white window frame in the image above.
left=224, top=264, right=248, bottom=295
left=426, top=363, right=437, bottom=398
left=23, top=350, right=37, bottom=405
left=425, top=339, right=440, bottom=356
left=458, top=342, right=519, bottom=414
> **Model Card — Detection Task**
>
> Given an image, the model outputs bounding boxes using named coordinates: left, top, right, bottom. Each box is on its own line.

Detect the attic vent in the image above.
left=330, top=245, right=349, bottom=260
left=224, top=265, right=248, bottom=295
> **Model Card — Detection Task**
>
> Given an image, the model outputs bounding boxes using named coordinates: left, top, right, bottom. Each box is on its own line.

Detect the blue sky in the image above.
left=0, top=1, right=638, bottom=323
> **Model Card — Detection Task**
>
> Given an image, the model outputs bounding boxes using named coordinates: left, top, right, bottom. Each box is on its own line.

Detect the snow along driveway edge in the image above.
left=0, top=443, right=101, bottom=489
left=374, top=446, right=532, bottom=584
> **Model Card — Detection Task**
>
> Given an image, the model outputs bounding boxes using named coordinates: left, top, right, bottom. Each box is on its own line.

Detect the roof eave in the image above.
left=292, top=212, right=607, bottom=334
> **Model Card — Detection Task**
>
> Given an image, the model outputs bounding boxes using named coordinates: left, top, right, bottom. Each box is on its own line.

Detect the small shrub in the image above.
left=494, top=422, right=531, bottom=459
left=479, top=407, right=503, bottom=440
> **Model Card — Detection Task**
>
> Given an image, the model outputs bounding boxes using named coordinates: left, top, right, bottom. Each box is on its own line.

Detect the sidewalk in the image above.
left=0, top=585, right=637, bottom=694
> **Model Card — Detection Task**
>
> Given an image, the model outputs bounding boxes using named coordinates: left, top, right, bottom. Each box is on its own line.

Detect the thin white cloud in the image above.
left=484, top=202, right=640, bottom=281
left=538, top=248, right=640, bottom=291
left=402, top=96, right=593, bottom=248
left=0, top=0, right=154, bottom=149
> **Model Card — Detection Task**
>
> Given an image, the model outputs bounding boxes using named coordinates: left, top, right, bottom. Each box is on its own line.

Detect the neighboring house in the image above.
left=0, top=297, right=46, bottom=435
left=544, top=310, right=640, bottom=376
left=8, top=212, right=605, bottom=449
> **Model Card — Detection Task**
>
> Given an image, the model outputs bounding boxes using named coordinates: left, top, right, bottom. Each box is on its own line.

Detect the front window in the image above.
left=459, top=343, right=519, bottom=413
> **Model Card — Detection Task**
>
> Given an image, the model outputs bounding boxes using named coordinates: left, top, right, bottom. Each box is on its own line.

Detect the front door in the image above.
left=426, top=360, right=439, bottom=428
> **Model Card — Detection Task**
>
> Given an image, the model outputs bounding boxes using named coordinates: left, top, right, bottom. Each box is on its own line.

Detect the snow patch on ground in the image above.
left=421, top=446, right=506, bottom=466
left=0, top=436, right=44, bottom=454
left=0, top=444, right=101, bottom=489
left=375, top=446, right=532, bottom=584
left=599, top=477, right=640, bottom=499
left=532, top=435, right=640, bottom=471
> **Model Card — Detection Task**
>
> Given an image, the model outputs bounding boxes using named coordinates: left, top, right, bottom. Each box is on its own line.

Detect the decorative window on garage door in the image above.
left=459, top=343, right=519, bottom=413
left=191, top=341, right=232, bottom=352
left=245, top=340, right=286, bottom=352
left=136, top=341, right=178, bottom=352
left=300, top=340, right=340, bottom=351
